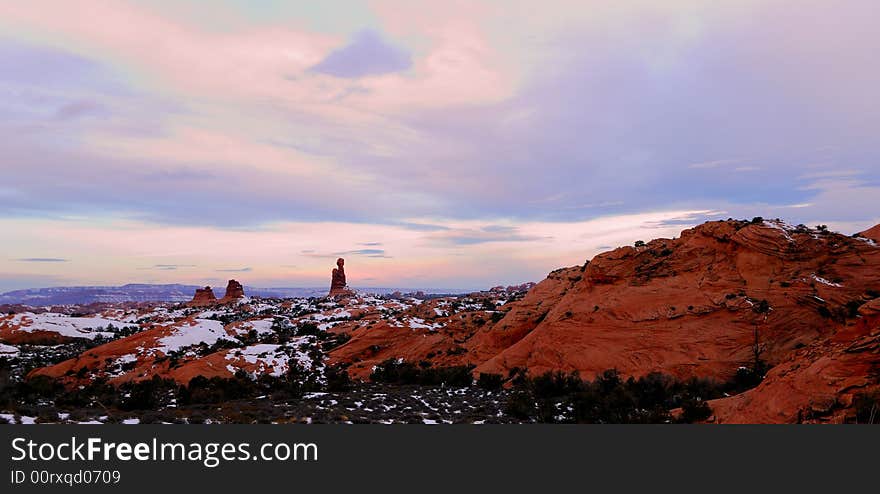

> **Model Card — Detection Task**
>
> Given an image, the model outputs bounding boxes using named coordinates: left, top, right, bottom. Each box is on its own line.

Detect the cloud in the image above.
left=216, top=267, right=252, bottom=272
left=358, top=242, right=383, bottom=246
left=54, top=100, right=106, bottom=120
left=15, top=258, right=69, bottom=262
left=426, top=226, right=546, bottom=246
left=304, top=248, right=391, bottom=258
left=311, top=29, right=411, bottom=78
left=340, top=249, right=388, bottom=258
left=687, top=159, right=745, bottom=169
left=139, top=264, right=196, bottom=271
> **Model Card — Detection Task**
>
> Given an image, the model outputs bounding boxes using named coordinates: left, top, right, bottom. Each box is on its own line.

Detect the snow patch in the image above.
left=154, top=319, right=235, bottom=355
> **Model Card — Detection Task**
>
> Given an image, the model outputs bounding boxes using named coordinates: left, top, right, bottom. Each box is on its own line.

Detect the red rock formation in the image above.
left=466, top=221, right=880, bottom=383
left=329, top=258, right=354, bottom=297
left=710, top=298, right=880, bottom=423
left=187, top=286, right=217, bottom=307
left=329, top=219, right=880, bottom=421
left=218, top=279, right=245, bottom=304
left=860, top=223, right=880, bottom=242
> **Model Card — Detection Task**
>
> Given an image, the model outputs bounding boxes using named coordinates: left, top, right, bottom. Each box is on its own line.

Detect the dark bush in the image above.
left=369, top=359, right=474, bottom=387
left=324, top=366, right=352, bottom=392
left=477, top=373, right=504, bottom=390
left=680, top=398, right=712, bottom=423
left=852, top=392, right=879, bottom=424
left=504, top=369, right=736, bottom=424
left=297, top=322, right=321, bottom=337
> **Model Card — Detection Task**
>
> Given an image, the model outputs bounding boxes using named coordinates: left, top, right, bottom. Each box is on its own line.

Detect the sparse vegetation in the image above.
left=369, top=359, right=474, bottom=387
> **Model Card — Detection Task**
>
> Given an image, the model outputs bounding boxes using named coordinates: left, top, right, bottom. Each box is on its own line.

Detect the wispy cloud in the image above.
left=216, top=267, right=252, bottom=272
left=15, top=258, right=69, bottom=262
left=687, top=159, right=746, bottom=170
left=427, top=225, right=546, bottom=246
left=304, top=248, right=391, bottom=258
left=139, top=264, right=196, bottom=271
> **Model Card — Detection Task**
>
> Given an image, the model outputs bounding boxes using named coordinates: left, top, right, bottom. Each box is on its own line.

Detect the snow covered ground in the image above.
left=2, top=312, right=136, bottom=339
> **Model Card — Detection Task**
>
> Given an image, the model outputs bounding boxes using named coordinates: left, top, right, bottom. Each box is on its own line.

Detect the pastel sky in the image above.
left=1, top=0, right=879, bottom=291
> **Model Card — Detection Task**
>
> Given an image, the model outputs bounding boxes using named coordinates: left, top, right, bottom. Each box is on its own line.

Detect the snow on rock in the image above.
left=406, top=317, right=444, bottom=331
left=232, top=318, right=276, bottom=337
left=0, top=413, right=36, bottom=424
left=0, top=343, right=19, bottom=356
left=154, top=319, right=235, bottom=355
left=811, top=274, right=843, bottom=287
left=4, top=312, right=133, bottom=339
left=225, top=337, right=318, bottom=378
left=762, top=220, right=796, bottom=242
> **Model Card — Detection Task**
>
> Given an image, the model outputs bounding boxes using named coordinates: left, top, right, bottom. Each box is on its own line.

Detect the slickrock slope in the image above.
left=469, top=220, right=880, bottom=386
left=326, top=296, right=498, bottom=379
left=709, top=298, right=880, bottom=423
left=860, top=224, right=880, bottom=242
left=188, top=286, right=217, bottom=307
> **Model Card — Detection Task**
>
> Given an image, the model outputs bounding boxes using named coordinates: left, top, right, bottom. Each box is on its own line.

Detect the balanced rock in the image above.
left=188, top=286, right=217, bottom=307
left=329, top=258, right=355, bottom=298
left=219, top=279, right=245, bottom=303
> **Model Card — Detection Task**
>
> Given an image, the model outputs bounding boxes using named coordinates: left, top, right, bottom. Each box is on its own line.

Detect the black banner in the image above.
left=1, top=425, right=877, bottom=493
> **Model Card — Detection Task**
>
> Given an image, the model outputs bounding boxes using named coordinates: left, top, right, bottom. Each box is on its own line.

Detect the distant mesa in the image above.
left=219, top=279, right=245, bottom=303
left=329, top=258, right=355, bottom=298
left=187, top=286, right=217, bottom=307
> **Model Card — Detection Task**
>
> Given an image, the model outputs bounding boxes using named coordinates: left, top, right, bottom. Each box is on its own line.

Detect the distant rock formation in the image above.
left=859, top=223, right=880, bottom=242
left=219, top=280, right=245, bottom=303
left=329, top=258, right=354, bottom=297
left=188, top=286, right=217, bottom=307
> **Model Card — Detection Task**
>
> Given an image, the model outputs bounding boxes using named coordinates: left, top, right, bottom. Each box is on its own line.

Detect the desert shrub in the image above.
left=852, top=392, right=879, bottom=424
left=118, top=376, right=180, bottom=411
left=477, top=373, right=504, bottom=390
left=504, top=391, right=535, bottom=419
left=322, top=332, right=351, bottom=350
left=324, top=365, right=352, bottom=392
left=297, top=322, right=321, bottom=337
left=369, top=359, right=474, bottom=387
left=845, top=300, right=863, bottom=318
left=178, top=374, right=256, bottom=405
left=505, top=369, right=731, bottom=424
left=724, top=367, right=763, bottom=395
left=681, top=398, right=712, bottom=423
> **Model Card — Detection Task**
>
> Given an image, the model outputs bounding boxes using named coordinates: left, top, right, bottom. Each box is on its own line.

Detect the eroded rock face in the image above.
left=188, top=286, right=217, bottom=307
left=860, top=224, right=880, bottom=243
left=467, top=221, right=880, bottom=386
left=219, top=280, right=245, bottom=303
left=710, top=302, right=880, bottom=423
